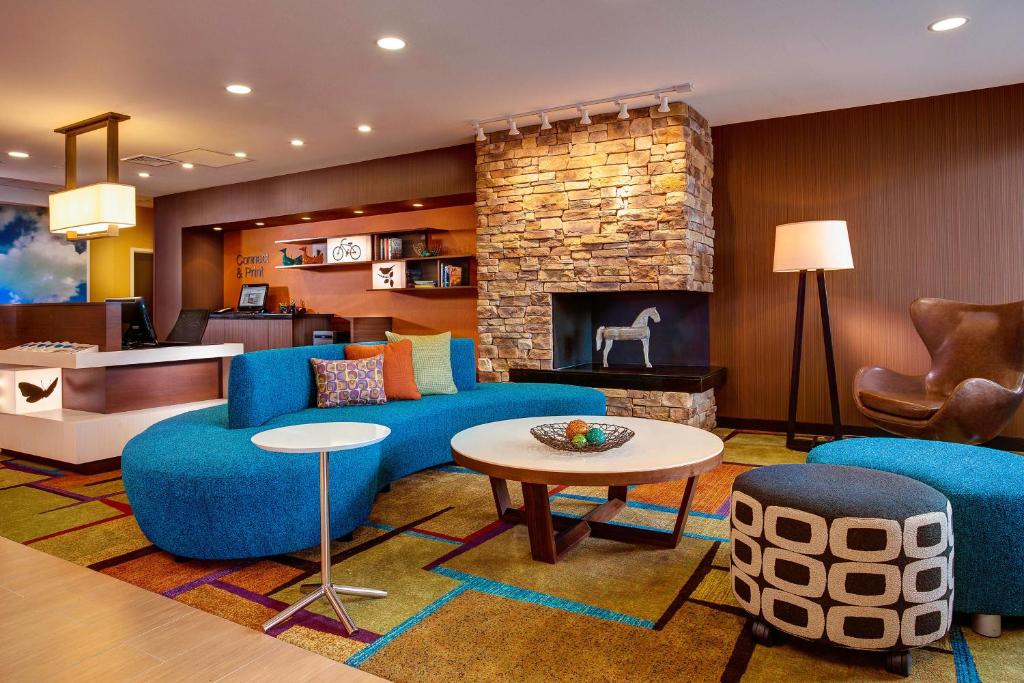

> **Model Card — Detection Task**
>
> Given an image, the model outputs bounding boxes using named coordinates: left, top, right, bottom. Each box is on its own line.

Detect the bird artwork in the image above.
left=378, top=265, right=396, bottom=287
left=280, top=248, right=303, bottom=266
left=299, top=246, right=324, bottom=264
left=19, top=378, right=58, bottom=403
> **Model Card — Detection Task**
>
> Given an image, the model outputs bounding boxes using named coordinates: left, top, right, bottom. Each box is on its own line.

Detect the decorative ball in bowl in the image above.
left=530, top=420, right=635, bottom=453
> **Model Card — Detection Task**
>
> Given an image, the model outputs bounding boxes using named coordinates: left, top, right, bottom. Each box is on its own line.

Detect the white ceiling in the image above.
left=1, top=0, right=1022, bottom=198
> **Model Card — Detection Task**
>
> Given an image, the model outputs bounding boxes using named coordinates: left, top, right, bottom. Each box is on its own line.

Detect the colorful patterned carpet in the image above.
left=1, top=430, right=1021, bottom=682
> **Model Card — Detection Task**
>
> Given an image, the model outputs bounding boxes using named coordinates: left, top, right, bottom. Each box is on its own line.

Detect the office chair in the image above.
left=166, top=309, right=210, bottom=345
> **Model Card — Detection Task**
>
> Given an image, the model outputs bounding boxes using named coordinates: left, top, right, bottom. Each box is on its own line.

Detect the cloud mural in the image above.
left=0, top=205, right=87, bottom=303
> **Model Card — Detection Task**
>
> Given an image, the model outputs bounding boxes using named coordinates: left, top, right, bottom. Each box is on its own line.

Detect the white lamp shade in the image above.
left=773, top=220, right=853, bottom=272
left=49, top=182, right=136, bottom=235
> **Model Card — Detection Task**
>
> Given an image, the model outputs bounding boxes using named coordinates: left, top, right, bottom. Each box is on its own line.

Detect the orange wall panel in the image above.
left=222, top=205, right=478, bottom=340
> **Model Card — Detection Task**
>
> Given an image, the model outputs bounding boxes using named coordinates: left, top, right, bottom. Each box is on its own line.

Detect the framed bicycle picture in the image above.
left=326, top=235, right=371, bottom=264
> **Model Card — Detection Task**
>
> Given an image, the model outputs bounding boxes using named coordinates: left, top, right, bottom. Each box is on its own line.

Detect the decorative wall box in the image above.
left=0, top=364, right=63, bottom=414
left=372, top=261, right=407, bottom=290
left=327, top=236, right=371, bottom=263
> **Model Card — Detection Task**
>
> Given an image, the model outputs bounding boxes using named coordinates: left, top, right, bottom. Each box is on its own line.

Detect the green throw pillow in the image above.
left=384, top=331, right=457, bottom=395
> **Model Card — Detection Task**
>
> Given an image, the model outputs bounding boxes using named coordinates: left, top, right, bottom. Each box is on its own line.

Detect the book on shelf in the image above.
left=440, top=264, right=463, bottom=288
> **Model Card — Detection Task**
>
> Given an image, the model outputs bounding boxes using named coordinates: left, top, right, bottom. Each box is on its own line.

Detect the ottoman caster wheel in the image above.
left=884, top=650, right=912, bottom=677
left=751, top=619, right=774, bottom=646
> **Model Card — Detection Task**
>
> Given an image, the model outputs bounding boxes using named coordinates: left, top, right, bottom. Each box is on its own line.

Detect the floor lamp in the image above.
left=773, top=221, right=854, bottom=451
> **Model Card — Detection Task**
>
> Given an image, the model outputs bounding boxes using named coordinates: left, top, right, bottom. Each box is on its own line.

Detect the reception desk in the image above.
left=203, top=312, right=335, bottom=351
left=202, top=312, right=392, bottom=349
left=0, top=343, right=242, bottom=471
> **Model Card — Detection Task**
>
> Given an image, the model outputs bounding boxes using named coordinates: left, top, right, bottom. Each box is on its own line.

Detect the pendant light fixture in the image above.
left=48, top=112, right=136, bottom=240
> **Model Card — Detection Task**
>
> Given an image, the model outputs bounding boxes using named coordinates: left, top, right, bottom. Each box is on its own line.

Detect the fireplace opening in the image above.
left=510, top=290, right=726, bottom=392
left=552, top=291, right=710, bottom=368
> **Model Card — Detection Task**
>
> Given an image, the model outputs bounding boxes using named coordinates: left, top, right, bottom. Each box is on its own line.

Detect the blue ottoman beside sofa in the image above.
left=808, top=437, right=1024, bottom=637
left=122, top=338, right=605, bottom=560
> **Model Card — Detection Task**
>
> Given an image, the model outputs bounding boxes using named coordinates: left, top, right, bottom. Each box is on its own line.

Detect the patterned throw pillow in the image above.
left=310, top=355, right=387, bottom=407
left=384, top=331, right=457, bottom=395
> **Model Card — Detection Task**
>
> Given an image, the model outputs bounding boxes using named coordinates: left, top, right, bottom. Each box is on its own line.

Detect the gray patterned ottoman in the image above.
left=729, top=463, right=953, bottom=676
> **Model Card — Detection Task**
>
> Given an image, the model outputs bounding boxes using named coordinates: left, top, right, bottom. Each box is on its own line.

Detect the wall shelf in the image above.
left=366, top=286, right=477, bottom=294
left=274, top=261, right=367, bottom=270
left=371, top=253, right=475, bottom=265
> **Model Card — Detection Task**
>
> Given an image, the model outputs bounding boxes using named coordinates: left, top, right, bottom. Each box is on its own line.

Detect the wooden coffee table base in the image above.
left=489, top=476, right=699, bottom=564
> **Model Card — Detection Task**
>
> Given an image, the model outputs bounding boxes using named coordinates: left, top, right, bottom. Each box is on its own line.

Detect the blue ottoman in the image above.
left=730, top=464, right=953, bottom=676
left=809, top=437, right=1024, bottom=638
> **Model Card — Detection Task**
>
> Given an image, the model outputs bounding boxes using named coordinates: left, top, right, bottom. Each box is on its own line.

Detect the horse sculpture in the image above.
left=595, top=306, right=661, bottom=368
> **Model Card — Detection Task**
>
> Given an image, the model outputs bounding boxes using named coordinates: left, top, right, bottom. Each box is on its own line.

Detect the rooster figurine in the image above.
left=299, top=246, right=324, bottom=264
left=280, top=248, right=303, bottom=266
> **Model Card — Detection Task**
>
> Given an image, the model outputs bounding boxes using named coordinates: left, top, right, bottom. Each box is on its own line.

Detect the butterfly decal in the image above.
left=19, top=378, right=58, bottom=403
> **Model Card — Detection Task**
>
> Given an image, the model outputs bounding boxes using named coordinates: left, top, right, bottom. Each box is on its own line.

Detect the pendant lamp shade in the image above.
left=49, top=182, right=136, bottom=236
left=773, top=220, right=853, bottom=272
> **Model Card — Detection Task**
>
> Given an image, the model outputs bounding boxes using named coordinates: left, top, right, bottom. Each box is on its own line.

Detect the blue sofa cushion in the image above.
left=228, top=337, right=478, bottom=429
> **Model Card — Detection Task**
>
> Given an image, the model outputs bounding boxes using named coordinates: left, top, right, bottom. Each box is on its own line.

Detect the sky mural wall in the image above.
left=0, top=204, right=87, bottom=303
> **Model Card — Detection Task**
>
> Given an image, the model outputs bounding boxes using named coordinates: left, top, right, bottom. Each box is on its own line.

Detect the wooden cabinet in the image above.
left=203, top=313, right=334, bottom=351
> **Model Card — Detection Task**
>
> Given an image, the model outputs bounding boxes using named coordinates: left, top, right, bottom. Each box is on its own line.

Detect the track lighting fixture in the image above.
left=470, top=83, right=691, bottom=139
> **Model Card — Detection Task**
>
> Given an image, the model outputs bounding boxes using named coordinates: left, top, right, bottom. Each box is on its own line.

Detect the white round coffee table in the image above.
left=450, top=416, right=723, bottom=563
left=252, top=422, right=391, bottom=634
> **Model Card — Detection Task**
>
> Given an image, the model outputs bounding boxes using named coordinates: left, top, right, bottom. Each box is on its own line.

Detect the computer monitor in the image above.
left=107, top=297, right=159, bottom=349
left=238, top=283, right=269, bottom=312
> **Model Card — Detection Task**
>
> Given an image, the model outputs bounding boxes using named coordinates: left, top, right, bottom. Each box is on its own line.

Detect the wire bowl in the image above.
left=529, top=422, right=635, bottom=454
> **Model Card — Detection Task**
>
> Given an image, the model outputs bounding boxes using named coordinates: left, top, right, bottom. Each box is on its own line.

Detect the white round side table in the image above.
left=251, top=422, right=391, bottom=634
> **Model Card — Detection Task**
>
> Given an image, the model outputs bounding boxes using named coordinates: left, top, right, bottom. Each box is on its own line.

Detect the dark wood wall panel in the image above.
left=181, top=229, right=225, bottom=311
left=0, top=303, right=122, bottom=350
left=154, top=145, right=476, bottom=335
left=710, top=83, right=1024, bottom=436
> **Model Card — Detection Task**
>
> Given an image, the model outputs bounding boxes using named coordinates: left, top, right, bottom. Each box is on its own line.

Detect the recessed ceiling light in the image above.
left=7, top=151, right=29, bottom=158
left=928, top=16, right=968, bottom=32
left=234, top=151, right=247, bottom=158
left=301, top=216, right=312, bottom=221
left=138, top=172, right=150, bottom=178
left=357, top=124, right=372, bottom=133
left=290, top=139, right=304, bottom=147
left=212, top=226, right=223, bottom=231
left=226, top=84, right=252, bottom=94
left=255, top=221, right=265, bottom=226
left=376, top=36, right=406, bottom=50
left=181, top=162, right=194, bottom=169
left=353, top=210, right=364, bottom=214
left=412, top=203, right=424, bottom=208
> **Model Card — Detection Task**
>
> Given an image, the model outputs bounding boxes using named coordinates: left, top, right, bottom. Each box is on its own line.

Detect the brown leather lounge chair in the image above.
left=854, top=298, right=1024, bottom=444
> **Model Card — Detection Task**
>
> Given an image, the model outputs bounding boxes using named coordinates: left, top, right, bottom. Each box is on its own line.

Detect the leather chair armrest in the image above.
left=929, top=378, right=1024, bottom=442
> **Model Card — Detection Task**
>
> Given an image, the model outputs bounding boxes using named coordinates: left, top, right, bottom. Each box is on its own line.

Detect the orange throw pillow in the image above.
left=345, top=339, right=421, bottom=401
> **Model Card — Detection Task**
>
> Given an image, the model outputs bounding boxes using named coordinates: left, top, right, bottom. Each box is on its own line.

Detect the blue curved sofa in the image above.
left=808, top=437, right=1024, bottom=633
left=122, top=338, right=605, bottom=560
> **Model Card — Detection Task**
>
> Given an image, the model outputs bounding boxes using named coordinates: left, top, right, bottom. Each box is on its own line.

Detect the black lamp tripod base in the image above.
left=786, top=270, right=843, bottom=452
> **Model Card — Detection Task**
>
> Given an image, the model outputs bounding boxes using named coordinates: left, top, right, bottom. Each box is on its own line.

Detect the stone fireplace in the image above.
left=475, top=101, right=721, bottom=428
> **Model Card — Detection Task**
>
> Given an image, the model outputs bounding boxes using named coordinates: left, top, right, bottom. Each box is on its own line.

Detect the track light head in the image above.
left=616, top=101, right=630, bottom=120
left=539, top=111, right=552, bottom=130
left=507, top=117, right=519, bottom=136
left=578, top=106, right=591, bottom=125
left=474, top=123, right=486, bottom=142
left=657, top=92, right=671, bottom=113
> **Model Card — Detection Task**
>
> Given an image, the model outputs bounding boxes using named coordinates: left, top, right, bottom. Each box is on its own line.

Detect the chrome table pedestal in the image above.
left=260, top=448, right=387, bottom=635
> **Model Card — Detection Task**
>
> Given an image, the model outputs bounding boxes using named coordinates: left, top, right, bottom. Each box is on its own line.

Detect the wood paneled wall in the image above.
left=181, top=228, right=224, bottom=311
left=154, top=145, right=475, bottom=335
left=710, top=83, right=1024, bottom=436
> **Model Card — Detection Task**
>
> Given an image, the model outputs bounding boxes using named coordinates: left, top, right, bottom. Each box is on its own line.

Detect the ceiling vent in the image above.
left=121, top=154, right=178, bottom=167
left=164, top=148, right=252, bottom=168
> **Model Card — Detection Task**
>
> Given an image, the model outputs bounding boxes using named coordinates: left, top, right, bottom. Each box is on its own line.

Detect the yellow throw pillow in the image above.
left=384, top=331, right=457, bottom=395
